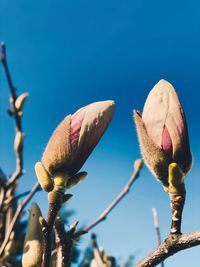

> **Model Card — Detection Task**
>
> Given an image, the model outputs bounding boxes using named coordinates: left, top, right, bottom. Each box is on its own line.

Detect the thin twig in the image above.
left=0, top=169, right=6, bottom=211
left=0, top=43, right=21, bottom=131
left=15, top=186, right=42, bottom=200
left=65, top=221, right=78, bottom=267
left=152, top=208, right=164, bottom=267
left=134, top=231, right=200, bottom=267
left=75, top=159, right=143, bottom=238
left=0, top=42, right=24, bottom=188
left=0, top=189, right=5, bottom=213
left=0, top=182, right=40, bottom=256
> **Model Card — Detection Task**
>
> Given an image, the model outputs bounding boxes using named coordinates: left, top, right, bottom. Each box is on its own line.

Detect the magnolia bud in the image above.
left=134, top=80, right=192, bottom=185
left=41, top=100, right=115, bottom=182
left=22, top=203, right=43, bottom=267
left=15, top=93, right=29, bottom=111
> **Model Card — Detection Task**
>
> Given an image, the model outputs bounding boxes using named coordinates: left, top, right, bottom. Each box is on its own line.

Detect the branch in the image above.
left=51, top=220, right=78, bottom=262
left=15, top=186, right=42, bottom=200
left=134, top=231, right=200, bottom=267
left=65, top=221, right=78, bottom=267
left=54, top=218, right=78, bottom=267
left=0, top=42, right=28, bottom=188
left=152, top=208, right=164, bottom=267
left=41, top=200, right=62, bottom=267
left=0, top=188, right=5, bottom=213
left=41, top=190, right=73, bottom=267
left=54, top=217, right=68, bottom=267
left=75, top=159, right=143, bottom=238
left=0, top=43, right=21, bottom=130
left=0, top=182, right=40, bottom=256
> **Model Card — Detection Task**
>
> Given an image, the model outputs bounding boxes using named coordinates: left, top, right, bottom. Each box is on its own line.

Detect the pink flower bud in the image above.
left=134, top=80, right=192, bottom=183
left=42, top=100, right=115, bottom=177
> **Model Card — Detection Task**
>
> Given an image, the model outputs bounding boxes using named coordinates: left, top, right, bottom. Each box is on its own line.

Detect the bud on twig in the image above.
left=22, top=203, right=43, bottom=267
left=134, top=80, right=191, bottom=235
left=41, top=100, right=115, bottom=182
left=134, top=79, right=192, bottom=187
left=15, top=92, right=29, bottom=111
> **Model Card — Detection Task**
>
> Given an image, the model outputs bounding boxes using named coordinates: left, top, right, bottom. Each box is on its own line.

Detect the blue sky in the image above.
left=0, top=0, right=200, bottom=266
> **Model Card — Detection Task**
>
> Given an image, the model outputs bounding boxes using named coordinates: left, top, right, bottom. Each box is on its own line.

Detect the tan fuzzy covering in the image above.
left=134, top=110, right=170, bottom=186
left=42, top=116, right=71, bottom=175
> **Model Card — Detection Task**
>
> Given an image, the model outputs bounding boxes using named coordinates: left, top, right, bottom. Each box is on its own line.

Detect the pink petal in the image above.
left=68, top=100, right=115, bottom=174
left=142, top=80, right=169, bottom=147
left=70, top=107, right=87, bottom=151
left=162, top=126, right=172, bottom=158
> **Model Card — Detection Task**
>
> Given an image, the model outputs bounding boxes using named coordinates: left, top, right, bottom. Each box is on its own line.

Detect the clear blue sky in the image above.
left=1, top=1, right=200, bottom=266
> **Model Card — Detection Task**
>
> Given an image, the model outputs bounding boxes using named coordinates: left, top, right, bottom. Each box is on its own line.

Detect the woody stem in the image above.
left=169, top=191, right=186, bottom=235
left=42, top=200, right=62, bottom=267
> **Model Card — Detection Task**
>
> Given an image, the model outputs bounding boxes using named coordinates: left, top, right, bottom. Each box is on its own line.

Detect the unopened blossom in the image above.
left=22, top=203, right=43, bottom=267
left=42, top=100, right=115, bottom=178
left=134, top=79, right=192, bottom=185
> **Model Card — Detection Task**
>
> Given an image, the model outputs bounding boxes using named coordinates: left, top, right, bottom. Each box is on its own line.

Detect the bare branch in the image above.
left=0, top=188, right=5, bottom=213
left=42, top=201, right=62, bottom=267
left=15, top=186, right=42, bottom=200
left=152, top=208, right=164, bottom=267
left=75, top=159, right=143, bottom=238
left=135, top=231, right=200, bottom=267
left=54, top=217, right=68, bottom=267
left=54, top=218, right=78, bottom=267
left=65, top=221, right=78, bottom=267
left=0, top=182, right=40, bottom=256
left=0, top=42, right=27, bottom=188
left=51, top=220, right=78, bottom=263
